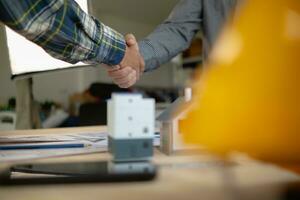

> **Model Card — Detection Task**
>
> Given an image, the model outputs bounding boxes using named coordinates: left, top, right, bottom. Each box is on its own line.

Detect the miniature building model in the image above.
left=157, top=88, right=195, bottom=155
left=108, top=93, right=155, bottom=161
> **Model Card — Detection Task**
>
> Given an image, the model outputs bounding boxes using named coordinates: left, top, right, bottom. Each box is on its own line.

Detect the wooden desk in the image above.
left=0, top=126, right=299, bottom=200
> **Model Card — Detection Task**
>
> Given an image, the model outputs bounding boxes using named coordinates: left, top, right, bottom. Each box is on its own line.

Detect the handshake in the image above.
left=106, top=34, right=145, bottom=88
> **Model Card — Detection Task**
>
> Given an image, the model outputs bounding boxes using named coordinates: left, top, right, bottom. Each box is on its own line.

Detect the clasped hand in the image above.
left=106, top=34, right=144, bottom=88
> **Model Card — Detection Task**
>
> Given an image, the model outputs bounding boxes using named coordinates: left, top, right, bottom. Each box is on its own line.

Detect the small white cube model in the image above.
left=108, top=93, right=155, bottom=161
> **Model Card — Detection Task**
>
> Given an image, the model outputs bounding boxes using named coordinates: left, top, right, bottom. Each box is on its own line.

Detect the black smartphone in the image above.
left=0, top=161, right=156, bottom=185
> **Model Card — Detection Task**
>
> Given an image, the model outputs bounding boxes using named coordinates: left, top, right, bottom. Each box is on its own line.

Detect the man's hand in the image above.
left=120, top=34, right=144, bottom=75
left=107, top=66, right=138, bottom=88
left=107, top=34, right=144, bottom=88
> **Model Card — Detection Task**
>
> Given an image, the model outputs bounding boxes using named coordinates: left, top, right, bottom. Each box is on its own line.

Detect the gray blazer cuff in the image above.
left=139, top=40, right=160, bottom=72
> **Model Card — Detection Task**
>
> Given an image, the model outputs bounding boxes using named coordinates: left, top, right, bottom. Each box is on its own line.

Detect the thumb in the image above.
left=125, top=33, right=139, bottom=50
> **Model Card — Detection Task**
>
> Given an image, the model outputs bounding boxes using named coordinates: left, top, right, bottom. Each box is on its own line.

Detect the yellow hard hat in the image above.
left=180, top=0, right=300, bottom=163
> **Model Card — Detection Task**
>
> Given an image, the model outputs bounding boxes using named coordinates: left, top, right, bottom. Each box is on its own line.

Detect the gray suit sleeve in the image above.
left=139, top=0, right=202, bottom=71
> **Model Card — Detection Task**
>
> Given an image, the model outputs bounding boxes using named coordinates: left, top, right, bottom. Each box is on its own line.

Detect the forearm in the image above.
left=139, top=0, right=201, bottom=72
left=0, top=0, right=126, bottom=66
left=139, top=23, right=199, bottom=71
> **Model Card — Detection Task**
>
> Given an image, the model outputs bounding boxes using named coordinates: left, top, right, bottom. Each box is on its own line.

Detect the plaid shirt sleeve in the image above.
left=0, top=0, right=126, bottom=66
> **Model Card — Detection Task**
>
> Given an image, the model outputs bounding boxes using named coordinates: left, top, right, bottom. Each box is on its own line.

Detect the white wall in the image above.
left=32, top=69, right=85, bottom=107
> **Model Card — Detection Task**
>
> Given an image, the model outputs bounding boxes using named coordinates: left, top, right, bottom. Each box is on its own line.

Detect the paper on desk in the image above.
left=0, top=132, right=160, bottom=163
left=0, top=132, right=107, bottom=144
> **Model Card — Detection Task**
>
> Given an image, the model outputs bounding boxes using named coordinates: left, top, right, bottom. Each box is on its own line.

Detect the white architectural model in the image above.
left=108, top=93, right=155, bottom=161
left=157, top=88, right=197, bottom=155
